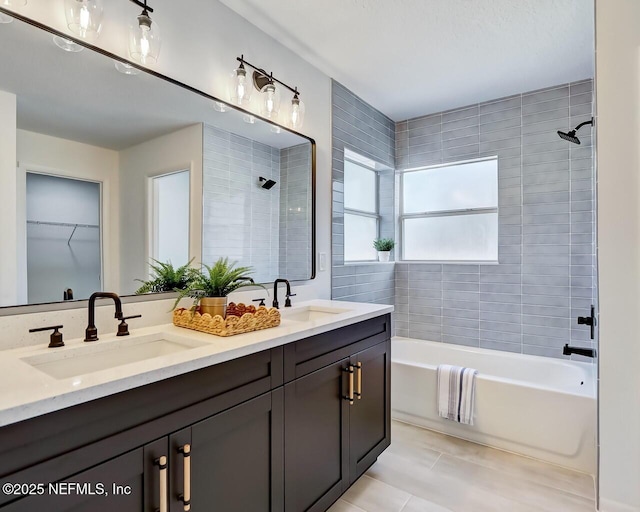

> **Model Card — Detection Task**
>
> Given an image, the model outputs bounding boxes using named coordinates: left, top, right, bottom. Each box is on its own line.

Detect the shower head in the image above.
left=557, top=118, right=594, bottom=145
left=259, top=177, right=277, bottom=190
left=557, top=129, right=581, bottom=144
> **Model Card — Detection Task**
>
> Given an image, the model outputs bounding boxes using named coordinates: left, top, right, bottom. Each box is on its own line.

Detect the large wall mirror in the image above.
left=0, top=13, right=315, bottom=310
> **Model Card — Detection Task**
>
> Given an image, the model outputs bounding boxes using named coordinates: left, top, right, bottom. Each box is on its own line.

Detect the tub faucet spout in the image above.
left=563, top=344, right=596, bottom=358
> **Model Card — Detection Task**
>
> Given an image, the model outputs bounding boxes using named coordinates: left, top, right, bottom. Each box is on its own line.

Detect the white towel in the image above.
left=437, top=364, right=478, bottom=425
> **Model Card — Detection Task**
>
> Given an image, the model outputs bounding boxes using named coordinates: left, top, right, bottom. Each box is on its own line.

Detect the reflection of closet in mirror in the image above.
left=150, top=170, right=190, bottom=270
left=25, top=173, right=102, bottom=303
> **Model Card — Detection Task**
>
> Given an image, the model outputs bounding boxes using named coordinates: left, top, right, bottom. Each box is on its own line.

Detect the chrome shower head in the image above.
left=557, top=118, right=594, bottom=145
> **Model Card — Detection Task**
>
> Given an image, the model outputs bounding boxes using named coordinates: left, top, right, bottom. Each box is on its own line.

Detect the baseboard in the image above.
left=599, top=497, right=640, bottom=512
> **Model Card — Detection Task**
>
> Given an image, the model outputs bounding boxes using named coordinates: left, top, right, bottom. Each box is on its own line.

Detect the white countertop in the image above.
left=0, top=300, right=393, bottom=427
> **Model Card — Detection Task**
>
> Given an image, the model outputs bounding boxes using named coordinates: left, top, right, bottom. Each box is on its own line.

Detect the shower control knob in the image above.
left=577, top=306, right=596, bottom=340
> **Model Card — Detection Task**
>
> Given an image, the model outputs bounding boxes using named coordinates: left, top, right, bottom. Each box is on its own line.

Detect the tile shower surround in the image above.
left=331, top=80, right=396, bottom=307
left=202, top=125, right=311, bottom=282
left=331, top=79, right=596, bottom=360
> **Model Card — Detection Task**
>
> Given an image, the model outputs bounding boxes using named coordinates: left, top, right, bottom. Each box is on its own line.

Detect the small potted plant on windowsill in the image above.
left=373, top=238, right=395, bottom=262
left=135, top=258, right=197, bottom=294
left=173, top=257, right=263, bottom=318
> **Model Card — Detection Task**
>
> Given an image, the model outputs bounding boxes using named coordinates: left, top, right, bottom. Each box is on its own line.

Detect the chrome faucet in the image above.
left=272, top=279, right=296, bottom=309
left=85, top=292, right=124, bottom=342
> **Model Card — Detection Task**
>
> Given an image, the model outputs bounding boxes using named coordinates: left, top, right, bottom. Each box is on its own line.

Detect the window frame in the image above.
left=343, top=157, right=380, bottom=262
left=399, top=156, right=499, bottom=263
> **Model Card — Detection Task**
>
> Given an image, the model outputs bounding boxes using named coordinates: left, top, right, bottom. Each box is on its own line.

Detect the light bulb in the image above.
left=260, top=81, right=280, bottom=120
left=79, top=5, right=90, bottom=32
left=230, top=64, right=251, bottom=106
left=265, top=86, right=275, bottom=114
left=140, top=28, right=150, bottom=60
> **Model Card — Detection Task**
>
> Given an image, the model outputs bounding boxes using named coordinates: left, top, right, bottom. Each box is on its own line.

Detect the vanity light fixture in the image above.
left=213, top=101, right=229, bottom=113
left=64, top=0, right=104, bottom=41
left=114, top=61, right=141, bottom=75
left=289, top=88, right=305, bottom=130
left=260, top=73, right=280, bottom=120
left=0, top=0, right=27, bottom=24
left=230, top=55, right=252, bottom=107
left=128, top=0, right=161, bottom=66
left=234, top=55, right=305, bottom=129
left=52, top=35, right=84, bottom=52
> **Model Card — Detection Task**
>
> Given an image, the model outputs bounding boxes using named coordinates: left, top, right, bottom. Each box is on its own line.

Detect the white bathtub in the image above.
left=391, top=337, right=597, bottom=474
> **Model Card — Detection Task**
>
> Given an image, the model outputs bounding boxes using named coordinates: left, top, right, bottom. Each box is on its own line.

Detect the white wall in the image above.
left=596, top=0, right=640, bottom=511
left=119, top=124, right=203, bottom=295
left=12, top=0, right=332, bottom=301
left=0, top=91, right=17, bottom=307
left=17, top=129, right=120, bottom=292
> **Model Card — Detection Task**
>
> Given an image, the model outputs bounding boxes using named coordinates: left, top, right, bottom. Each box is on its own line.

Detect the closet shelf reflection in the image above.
left=26, top=220, right=100, bottom=245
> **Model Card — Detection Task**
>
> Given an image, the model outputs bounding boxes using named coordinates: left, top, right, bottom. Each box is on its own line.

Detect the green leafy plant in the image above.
left=135, top=259, right=197, bottom=294
left=173, top=257, right=264, bottom=310
left=373, top=238, right=395, bottom=251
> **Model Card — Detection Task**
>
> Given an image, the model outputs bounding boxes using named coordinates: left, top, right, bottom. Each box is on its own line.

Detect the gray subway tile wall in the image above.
left=395, top=79, right=596, bottom=360
left=279, top=144, right=312, bottom=280
left=331, top=80, right=396, bottom=306
left=202, top=124, right=281, bottom=283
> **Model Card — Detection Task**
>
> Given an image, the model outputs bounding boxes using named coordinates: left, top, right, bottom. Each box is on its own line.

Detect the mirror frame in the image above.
left=0, top=7, right=316, bottom=316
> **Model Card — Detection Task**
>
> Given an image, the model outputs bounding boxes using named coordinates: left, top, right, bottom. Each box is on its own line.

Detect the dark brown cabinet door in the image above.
left=190, top=391, right=284, bottom=512
left=1, top=447, right=147, bottom=512
left=284, top=358, right=350, bottom=512
left=349, top=340, right=391, bottom=483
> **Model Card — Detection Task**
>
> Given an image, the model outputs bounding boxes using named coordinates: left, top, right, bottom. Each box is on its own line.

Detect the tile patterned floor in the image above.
left=329, top=420, right=596, bottom=512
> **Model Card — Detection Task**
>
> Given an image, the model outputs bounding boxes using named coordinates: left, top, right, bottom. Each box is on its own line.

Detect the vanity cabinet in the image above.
left=283, top=314, right=391, bottom=512
left=0, top=314, right=391, bottom=512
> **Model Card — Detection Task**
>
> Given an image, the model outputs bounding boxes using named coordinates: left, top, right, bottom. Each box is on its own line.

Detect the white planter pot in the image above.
left=377, top=251, right=391, bottom=262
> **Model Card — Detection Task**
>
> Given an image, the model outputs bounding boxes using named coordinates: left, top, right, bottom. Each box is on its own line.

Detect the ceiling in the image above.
left=219, top=0, right=595, bottom=121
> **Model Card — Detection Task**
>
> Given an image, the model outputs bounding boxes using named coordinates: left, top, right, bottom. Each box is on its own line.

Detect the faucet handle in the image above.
left=284, top=293, right=296, bottom=308
left=252, top=298, right=266, bottom=307
left=29, top=325, right=64, bottom=348
left=117, top=315, right=142, bottom=337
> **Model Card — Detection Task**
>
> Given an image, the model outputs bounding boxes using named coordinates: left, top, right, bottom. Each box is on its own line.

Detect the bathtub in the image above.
left=391, top=337, right=597, bottom=474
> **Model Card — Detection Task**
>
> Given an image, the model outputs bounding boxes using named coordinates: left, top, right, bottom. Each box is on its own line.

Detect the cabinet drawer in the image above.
left=283, top=314, right=390, bottom=382
left=0, top=347, right=283, bottom=481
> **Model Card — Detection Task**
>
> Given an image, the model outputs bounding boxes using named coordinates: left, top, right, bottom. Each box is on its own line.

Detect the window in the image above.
left=344, top=158, right=379, bottom=261
left=151, top=170, right=190, bottom=267
left=400, top=157, right=498, bottom=261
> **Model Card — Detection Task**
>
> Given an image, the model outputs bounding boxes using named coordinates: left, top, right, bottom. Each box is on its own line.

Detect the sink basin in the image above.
left=280, top=305, right=351, bottom=323
left=21, top=333, right=209, bottom=380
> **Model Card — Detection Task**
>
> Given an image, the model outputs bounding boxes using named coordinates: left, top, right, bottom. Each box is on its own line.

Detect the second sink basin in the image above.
left=280, top=305, right=351, bottom=323
left=21, top=333, right=209, bottom=380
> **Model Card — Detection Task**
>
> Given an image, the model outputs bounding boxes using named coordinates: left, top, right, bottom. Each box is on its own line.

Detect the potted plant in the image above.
left=373, top=238, right=395, bottom=262
left=135, top=259, right=197, bottom=294
left=173, top=257, right=262, bottom=318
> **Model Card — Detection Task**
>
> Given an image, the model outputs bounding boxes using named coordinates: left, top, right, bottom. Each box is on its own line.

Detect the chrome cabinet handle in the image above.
left=354, top=362, right=362, bottom=400
left=154, top=456, right=168, bottom=512
left=343, top=366, right=355, bottom=405
left=178, top=444, right=192, bottom=511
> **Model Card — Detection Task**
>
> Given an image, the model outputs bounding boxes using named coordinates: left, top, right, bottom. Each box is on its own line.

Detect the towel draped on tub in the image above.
left=437, top=364, right=478, bottom=425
